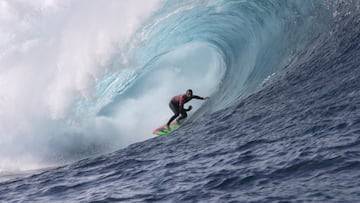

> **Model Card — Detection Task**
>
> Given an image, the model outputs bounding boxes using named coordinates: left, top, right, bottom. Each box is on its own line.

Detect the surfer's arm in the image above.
left=192, top=95, right=209, bottom=100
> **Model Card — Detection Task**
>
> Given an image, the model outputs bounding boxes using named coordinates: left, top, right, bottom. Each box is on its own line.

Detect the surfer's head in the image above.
left=186, top=89, right=193, bottom=97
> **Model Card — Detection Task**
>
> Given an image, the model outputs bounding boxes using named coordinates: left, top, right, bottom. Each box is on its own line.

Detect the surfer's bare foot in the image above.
left=166, top=125, right=170, bottom=130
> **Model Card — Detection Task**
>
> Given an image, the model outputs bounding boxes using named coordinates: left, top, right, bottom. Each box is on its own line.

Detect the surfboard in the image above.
left=152, top=120, right=181, bottom=136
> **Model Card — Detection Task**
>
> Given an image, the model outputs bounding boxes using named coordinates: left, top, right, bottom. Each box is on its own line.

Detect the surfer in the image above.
left=166, top=89, right=209, bottom=130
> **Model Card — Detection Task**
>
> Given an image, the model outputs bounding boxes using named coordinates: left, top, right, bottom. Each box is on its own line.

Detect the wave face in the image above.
left=1, top=0, right=360, bottom=202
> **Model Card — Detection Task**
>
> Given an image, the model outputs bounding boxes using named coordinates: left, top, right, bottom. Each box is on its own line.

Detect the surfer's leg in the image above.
left=176, top=110, right=187, bottom=123
left=167, top=101, right=179, bottom=129
left=167, top=114, right=179, bottom=128
left=169, top=101, right=178, bottom=113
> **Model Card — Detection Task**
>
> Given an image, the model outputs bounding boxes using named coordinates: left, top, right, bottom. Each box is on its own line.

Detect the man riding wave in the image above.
left=166, top=89, right=209, bottom=130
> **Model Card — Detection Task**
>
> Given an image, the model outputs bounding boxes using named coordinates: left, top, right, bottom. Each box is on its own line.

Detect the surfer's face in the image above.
left=186, top=90, right=193, bottom=97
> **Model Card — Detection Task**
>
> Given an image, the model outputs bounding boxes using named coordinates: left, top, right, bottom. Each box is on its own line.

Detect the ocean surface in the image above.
left=0, top=0, right=360, bottom=202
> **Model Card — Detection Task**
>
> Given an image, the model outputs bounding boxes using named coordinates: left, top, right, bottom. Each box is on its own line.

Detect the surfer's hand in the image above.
left=186, top=105, right=192, bottom=111
left=204, top=97, right=209, bottom=100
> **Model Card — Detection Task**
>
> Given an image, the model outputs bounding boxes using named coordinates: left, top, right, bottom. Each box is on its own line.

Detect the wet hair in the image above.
left=186, top=89, right=193, bottom=94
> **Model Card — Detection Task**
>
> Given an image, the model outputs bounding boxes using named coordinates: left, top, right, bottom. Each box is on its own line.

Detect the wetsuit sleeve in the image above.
left=192, top=95, right=205, bottom=100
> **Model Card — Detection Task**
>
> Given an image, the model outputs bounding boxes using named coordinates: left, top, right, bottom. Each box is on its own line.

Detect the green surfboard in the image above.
left=152, top=121, right=181, bottom=136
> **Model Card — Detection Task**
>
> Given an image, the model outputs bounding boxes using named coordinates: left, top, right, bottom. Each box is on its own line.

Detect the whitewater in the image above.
left=0, top=0, right=359, bottom=202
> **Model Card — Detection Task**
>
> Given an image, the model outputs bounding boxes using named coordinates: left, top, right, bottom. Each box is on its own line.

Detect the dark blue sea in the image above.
left=0, top=0, right=360, bottom=202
